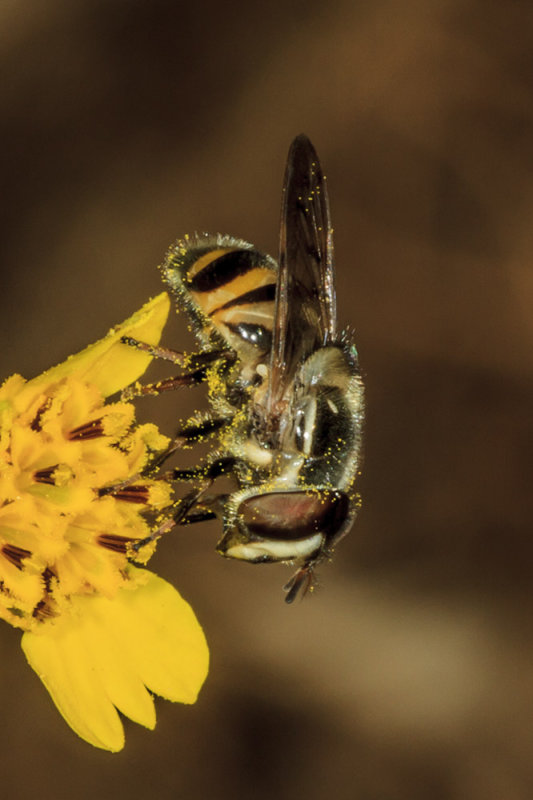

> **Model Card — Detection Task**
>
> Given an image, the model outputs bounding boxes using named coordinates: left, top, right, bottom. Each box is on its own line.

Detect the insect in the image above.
left=126, top=135, right=364, bottom=602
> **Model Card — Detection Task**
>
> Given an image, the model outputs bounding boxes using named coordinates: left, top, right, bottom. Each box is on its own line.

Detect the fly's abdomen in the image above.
left=162, top=234, right=277, bottom=364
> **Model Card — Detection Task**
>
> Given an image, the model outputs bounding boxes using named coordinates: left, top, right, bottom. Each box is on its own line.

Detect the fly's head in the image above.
left=216, top=486, right=352, bottom=600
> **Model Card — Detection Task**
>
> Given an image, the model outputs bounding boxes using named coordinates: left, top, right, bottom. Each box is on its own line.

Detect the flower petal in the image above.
left=21, top=293, right=171, bottom=401
left=103, top=570, right=210, bottom=704
left=21, top=570, right=209, bottom=751
left=21, top=612, right=126, bottom=752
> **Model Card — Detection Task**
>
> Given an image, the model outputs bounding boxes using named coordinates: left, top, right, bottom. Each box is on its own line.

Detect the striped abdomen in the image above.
left=162, top=234, right=277, bottom=367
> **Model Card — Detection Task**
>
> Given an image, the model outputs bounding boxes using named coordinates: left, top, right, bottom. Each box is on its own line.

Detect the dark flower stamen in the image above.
left=33, top=465, right=59, bottom=485
left=68, top=419, right=105, bottom=440
left=2, top=544, right=32, bottom=570
left=42, top=567, right=56, bottom=590
left=31, top=399, right=52, bottom=432
left=33, top=599, right=56, bottom=620
left=98, top=534, right=132, bottom=553
left=98, top=484, right=150, bottom=504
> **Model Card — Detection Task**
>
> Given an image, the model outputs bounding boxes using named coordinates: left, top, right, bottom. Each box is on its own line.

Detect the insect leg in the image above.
left=142, top=416, right=233, bottom=475
left=178, top=508, right=218, bottom=525
left=174, top=416, right=231, bottom=446
left=121, top=337, right=237, bottom=399
left=121, top=358, right=238, bottom=402
left=129, top=489, right=206, bottom=554
left=165, top=463, right=236, bottom=529
left=99, top=416, right=232, bottom=501
left=162, top=456, right=241, bottom=484
left=121, top=336, right=237, bottom=370
left=130, top=458, right=241, bottom=553
left=122, top=367, right=209, bottom=399
left=120, top=336, right=187, bottom=364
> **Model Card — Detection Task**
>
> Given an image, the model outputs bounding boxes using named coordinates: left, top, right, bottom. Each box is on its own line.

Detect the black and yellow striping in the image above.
left=162, top=234, right=278, bottom=359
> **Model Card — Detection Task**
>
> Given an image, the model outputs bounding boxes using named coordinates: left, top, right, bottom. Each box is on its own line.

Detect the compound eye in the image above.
left=239, top=490, right=349, bottom=542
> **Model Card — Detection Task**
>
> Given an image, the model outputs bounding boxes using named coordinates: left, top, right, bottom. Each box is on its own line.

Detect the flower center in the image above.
left=0, top=376, right=172, bottom=631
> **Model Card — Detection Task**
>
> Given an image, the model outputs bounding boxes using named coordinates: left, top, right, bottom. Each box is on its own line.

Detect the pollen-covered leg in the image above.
left=120, top=339, right=237, bottom=400
left=129, top=457, right=240, bottom=554
left=100, top=416, right=232, bottom=525
left=120, top=336, right=188, bottom=364
left=121, top=367, right=209, bottom=400
left=179, top=508, right=218, bottom=525
left=121, top=336, right=235, bottom=370
left=173, top=416, right=231, bottom=446
left=164, top=456, right=241, bottom=484
left=164, top=483, right=230, bottom=530
left=156, top=457, right=240, bottom=532
left=129, top=489, right=211, bottom=554
left=142, top=416, right=233, bottom=475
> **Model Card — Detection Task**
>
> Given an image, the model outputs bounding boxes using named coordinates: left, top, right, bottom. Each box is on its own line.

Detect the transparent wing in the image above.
left=267, top=134, right=337, bottom=410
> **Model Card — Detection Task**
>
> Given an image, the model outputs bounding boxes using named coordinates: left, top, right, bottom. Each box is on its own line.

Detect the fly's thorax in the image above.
left=282, top=343, right=364, bottom=491
left=217, top=483, right=351, bottom=564
left=215, top=342, right=364, bottom=495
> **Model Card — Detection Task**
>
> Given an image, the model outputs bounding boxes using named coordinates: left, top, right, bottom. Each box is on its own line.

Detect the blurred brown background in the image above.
left=1, top=1, right=533, bottom=798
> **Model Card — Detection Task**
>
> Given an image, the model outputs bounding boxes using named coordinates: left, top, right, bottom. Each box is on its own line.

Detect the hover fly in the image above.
left=126, top=135, right=364, bottom=602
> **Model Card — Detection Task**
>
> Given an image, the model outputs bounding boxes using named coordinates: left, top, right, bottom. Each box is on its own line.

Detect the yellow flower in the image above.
left=0, top=294, right=209, bottom=751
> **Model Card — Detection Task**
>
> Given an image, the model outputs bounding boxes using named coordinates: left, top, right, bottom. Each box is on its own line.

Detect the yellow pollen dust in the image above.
left=0, top=296, right=174, bottom=632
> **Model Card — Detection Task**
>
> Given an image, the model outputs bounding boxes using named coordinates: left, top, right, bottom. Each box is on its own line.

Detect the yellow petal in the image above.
left=22, top=293, right=171, bottom=401
left=21, top=570, right=209, bottom=751
left=82, top=607, right=157, bottom=731
left=22, top=613, right=126, bottom=752
left=105, top=570, right=210, bottom=704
